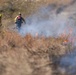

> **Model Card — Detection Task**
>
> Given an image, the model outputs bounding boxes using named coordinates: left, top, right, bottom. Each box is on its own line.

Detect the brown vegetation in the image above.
left=0, top=29, right=73, bottom=75
left=0, top=0, right=75, bottom=75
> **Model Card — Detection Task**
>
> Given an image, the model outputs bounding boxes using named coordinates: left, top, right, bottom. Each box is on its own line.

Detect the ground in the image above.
left=0, top=30, right=73, bottom=75
left=0, top=0, right=76, bottom=75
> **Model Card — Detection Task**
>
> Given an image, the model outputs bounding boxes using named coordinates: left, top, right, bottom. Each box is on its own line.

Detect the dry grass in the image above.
left=0, top=29, right=73, bottom=75
left=0, top=0, right=75, bottom=75
left=0, top=0, right=75, bottom=27
left=0, top=29, right=69, bottom=53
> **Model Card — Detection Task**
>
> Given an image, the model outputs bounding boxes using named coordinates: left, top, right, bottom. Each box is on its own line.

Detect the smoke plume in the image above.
left=20, top=3, right=76, bottom=38
left=59, top=50, right=76, bottom=75
left=19, top=2, right=76, bottom=75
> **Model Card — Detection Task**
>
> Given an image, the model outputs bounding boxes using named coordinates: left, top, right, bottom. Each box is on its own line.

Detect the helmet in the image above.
left=18, top=12, right=21, bottom=15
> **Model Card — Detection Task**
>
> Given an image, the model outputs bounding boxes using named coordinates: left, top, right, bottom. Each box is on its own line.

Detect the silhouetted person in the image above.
left=15, top=12, right=25, bottom=31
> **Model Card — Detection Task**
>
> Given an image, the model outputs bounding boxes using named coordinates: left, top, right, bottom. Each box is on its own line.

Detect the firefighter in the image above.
left=15, top=12, right=25, bottom=31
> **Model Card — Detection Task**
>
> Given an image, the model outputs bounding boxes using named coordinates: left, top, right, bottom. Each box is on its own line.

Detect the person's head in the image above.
left=18, top=12, right=21, bottom=16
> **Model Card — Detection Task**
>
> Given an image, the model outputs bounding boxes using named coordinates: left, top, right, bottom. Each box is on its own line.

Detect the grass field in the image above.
left=0, top=0, right=75, bottom=75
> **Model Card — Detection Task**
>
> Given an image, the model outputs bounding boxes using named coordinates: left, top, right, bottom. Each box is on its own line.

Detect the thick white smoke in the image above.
left=20, top=4, right=76, bottom=37
left=19, top=3, right=76, bottom=75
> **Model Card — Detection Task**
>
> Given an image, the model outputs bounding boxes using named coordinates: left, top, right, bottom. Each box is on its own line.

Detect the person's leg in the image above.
left=17, top=23, right=21, bottom=32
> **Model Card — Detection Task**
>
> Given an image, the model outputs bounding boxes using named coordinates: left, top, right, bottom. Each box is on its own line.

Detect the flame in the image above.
left=63, top=39, right=68, bottom=45
left=60, top=26, right=74, bottom=45
left=64, top=40, right=68, bottom=43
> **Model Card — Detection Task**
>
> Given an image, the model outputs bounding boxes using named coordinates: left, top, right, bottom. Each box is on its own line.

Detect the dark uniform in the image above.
left=15, top=13, right=25, bottom=31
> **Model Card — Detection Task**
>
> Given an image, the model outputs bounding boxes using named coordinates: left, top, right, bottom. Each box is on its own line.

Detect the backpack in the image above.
left=17, top=16, right=21, bottom=20
left=16, top=16, right=23, bottom=23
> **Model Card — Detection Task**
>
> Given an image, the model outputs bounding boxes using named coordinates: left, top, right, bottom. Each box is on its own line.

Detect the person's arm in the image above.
left=22, top=17, right=26, bottom=24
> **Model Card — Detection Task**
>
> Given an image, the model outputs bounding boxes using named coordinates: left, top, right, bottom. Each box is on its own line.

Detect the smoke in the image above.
left=20, top=3, right=76, bottom=38
left=59, top=50, right=76, bottom=75
left=19, top=3, right=76, bottom=75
